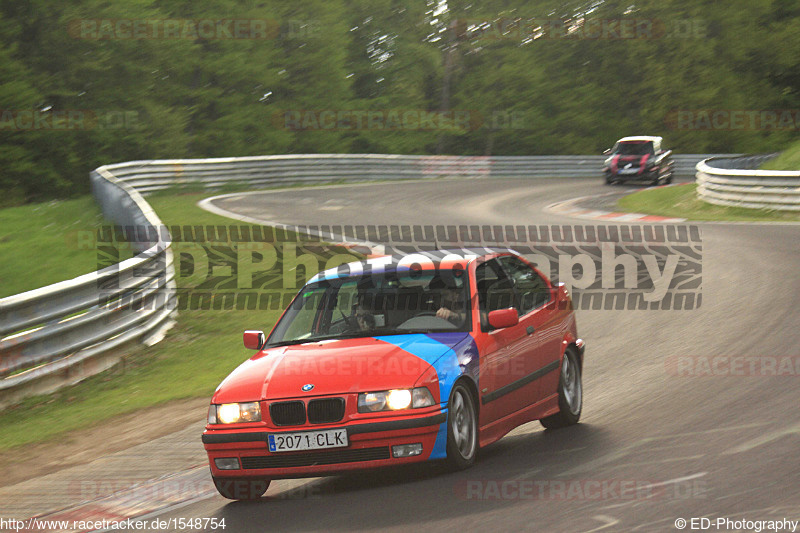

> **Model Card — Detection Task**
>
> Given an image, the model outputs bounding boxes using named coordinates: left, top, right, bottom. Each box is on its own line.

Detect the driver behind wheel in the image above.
left=352, top=294, right=376, bottom=332
left=428, top=277, right=466, bottom=326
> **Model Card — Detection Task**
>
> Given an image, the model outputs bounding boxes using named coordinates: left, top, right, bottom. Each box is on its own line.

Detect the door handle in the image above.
left=526, top=326, right=535, bottom=335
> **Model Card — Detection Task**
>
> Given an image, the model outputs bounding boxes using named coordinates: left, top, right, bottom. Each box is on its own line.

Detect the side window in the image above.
left=476, top=260, right=516, bottom=327
left=284, top=293, right=322, bottom=338
left=499, top=256, right=551, bottom=315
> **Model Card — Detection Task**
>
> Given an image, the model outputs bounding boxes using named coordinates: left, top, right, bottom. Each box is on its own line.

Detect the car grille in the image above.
left=241, top=447, right=390, bottom=469
left=268, top=398, right=346, bottom=426
left=269, top=401, right=306, bottom=426
left=307, top=398, right=345, bottom=424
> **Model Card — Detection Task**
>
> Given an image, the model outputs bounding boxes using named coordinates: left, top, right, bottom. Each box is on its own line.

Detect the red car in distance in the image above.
left=603, top=135, right=674, bottom=185
left=202, top=248, right=585, bottom=500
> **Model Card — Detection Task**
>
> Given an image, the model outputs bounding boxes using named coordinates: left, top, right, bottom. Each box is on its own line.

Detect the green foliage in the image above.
left=1, top=0, right=799, bottom=202
left=0, top=196, right=134, bottom=298
left=762, top=139, right=800, bottom=170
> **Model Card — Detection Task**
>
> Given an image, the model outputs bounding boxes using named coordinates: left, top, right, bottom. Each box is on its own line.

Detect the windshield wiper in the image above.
left=265, top=339, right=313, bottom=347
left=268, top=333, right=373, bottom=346
left=268, top=327, right=458, bottom=346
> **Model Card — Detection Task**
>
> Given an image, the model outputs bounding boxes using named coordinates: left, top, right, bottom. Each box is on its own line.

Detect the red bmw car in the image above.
left=202, top=248, right=585, bottom=499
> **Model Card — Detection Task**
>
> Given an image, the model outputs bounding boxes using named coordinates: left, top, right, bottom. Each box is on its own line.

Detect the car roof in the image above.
left=617, top=135, right=662, bottom=143
left=308, top=247, right=518, bottom=284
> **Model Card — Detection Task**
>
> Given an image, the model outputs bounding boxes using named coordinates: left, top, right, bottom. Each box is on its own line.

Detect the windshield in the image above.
left=266, top=270, right=471, bottom=346
left=613, top=141, right=654, bottom=156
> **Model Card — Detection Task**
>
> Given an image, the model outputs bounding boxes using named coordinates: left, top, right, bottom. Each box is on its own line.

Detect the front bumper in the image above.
left=203, top=410, right=447, bottom=479
left=606, top=168, right=658, bottom=181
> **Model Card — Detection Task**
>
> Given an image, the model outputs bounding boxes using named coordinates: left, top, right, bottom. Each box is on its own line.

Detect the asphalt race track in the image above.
left=158, top=177, right=799, bottom=532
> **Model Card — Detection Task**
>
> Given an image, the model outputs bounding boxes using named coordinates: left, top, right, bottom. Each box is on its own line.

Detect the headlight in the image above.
left=358, top=387, right=435, bottom=413
left=386, top=389, right=412, bottom=410
left=210, top=402, right=262, bottom=424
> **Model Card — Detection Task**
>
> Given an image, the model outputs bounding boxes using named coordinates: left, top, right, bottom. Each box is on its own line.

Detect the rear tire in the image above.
left=540, top=348, right=582, bottom=429
left=445, top=382, right=478, bottom=470
left=212, top=476, right=270, bottom=500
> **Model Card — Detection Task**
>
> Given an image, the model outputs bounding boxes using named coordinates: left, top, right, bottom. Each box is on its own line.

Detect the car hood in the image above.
left=212, top=334, right=466, bottom=403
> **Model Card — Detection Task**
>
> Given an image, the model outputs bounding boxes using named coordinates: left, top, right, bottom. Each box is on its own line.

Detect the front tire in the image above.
left=445, top=382, right=478, bottom=470
left=212, top=476, right=270, bottom=500
left=540, top=348, right=582, bottom=429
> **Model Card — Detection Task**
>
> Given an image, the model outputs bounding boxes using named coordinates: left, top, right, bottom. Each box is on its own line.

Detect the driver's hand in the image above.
left=436, top=307, right=456, bottom=320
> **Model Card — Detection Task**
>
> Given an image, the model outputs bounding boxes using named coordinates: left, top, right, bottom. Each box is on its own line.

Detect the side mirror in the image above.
left=488, top=308, right=519, bottom=329
left=602, top=148, right=611, bottom=155
left=553, top=283, right=572, bottom=310
left=243, top=330, right=266, bottom=350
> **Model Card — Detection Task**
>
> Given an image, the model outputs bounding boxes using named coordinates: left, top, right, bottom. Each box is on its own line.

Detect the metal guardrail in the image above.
left=105, top=153, right=719, bottom=194
left=0, top=167, right=177, bottom=408
left=696, top=154, right=800, bottom=211
left=0, top=152, right=732, bottom=407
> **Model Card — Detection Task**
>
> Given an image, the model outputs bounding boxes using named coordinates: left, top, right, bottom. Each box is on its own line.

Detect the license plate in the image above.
left=268, top=429, right=348, bottom=452
left=619, top=168, right=638, bottom=174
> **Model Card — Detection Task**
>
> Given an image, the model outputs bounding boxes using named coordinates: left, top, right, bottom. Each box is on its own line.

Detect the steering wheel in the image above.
left=339, top=309, right=357, bottom=330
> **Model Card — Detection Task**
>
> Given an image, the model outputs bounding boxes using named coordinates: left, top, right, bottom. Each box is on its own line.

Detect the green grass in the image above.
left=0, top=197, right=135, bottom=299
left=617, top=183, right=800, bottom=222
left=761, top=139, right=800, bottom=171
left=0, top=191, right=362, bottom=451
